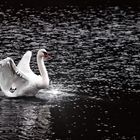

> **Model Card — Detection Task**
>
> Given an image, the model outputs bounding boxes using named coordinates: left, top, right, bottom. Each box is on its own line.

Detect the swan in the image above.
left=0, top=49, right=50, bottom=97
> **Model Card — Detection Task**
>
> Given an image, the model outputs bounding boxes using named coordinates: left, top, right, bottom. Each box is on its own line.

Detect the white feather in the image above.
left=0, top=49, right=50, bottom=97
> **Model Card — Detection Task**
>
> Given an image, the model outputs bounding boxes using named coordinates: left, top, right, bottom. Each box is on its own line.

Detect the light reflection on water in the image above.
left=0, top=6, right=140, bottom=139
left=0, top=96, right=52, bottom=139
left=36, top=83, right=75, bottom=101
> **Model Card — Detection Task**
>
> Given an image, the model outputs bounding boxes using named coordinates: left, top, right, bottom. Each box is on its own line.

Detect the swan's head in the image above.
left=38, top=49, right=49, bottom=59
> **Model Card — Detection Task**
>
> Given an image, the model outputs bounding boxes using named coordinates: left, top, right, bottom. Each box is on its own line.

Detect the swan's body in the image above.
left=0, top=49, right=50, bottom=97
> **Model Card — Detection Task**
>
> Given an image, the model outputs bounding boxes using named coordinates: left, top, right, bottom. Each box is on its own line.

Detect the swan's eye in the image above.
left=43, top=52, right=48, bottom=57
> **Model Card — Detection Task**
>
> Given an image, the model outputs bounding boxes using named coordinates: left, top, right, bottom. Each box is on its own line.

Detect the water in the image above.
left=0, top=6, right=140, bottom=139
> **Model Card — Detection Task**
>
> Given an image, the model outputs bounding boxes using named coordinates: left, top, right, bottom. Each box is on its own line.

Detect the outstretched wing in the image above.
left=0, top=57, right=28, bottom=91
left=17, top=51, right=34, bottom=75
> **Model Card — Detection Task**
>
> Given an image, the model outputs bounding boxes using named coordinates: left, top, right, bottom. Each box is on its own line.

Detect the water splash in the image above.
left=36, top=83, right=75, bottom=100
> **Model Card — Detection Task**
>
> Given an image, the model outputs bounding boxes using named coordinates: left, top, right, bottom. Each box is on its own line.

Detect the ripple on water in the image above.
left=0, top=6, right=140, bottom=139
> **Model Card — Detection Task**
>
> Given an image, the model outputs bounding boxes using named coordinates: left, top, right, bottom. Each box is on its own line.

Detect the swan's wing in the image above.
left=0, top=57, right=28, bottom=91
left=17, top=51, right=34, bottom=74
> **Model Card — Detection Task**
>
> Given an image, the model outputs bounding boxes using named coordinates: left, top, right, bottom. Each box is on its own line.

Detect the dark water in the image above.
left=0, top=6, right=140, bottom=139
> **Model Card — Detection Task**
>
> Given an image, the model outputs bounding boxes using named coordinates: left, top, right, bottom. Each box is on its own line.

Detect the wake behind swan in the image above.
left=0, top=49, right=50, bottom=97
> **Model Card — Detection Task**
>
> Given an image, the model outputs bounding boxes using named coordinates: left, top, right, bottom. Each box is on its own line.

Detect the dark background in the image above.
left=0, top=0, right=140, bottom=8
left=0, top=0, right=140, bottom=139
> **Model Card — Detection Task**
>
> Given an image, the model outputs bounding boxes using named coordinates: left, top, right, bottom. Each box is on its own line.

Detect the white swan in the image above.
left=0, top=49, right=50, bottom=97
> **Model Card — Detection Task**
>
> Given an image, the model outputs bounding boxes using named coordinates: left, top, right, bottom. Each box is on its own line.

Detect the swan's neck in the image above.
left=37, top=55, right=49, bottom=86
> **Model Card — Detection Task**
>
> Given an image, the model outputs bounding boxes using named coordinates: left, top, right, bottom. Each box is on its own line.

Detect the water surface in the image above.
left=0, top=6, right=140, bottom=139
